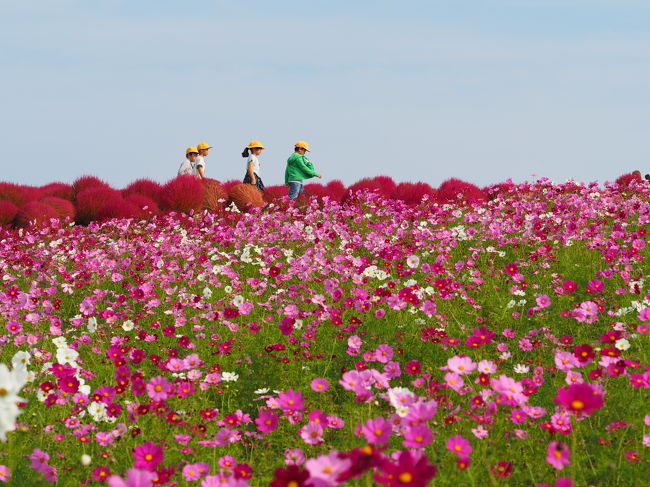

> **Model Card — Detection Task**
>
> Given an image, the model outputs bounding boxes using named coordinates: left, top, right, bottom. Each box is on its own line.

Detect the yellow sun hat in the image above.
left=246, top=140, right=266, bottom=149
left=186, top=146, right=199, bottom=155
left=294, top=140, right=310, bottom=151
left=197, top=142, right=212, bottom=150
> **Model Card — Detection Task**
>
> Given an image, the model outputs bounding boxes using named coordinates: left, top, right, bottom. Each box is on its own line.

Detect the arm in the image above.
left=197, top=165, right=205, bottom=179
left=297, top=156, right=320, bottom=179
left=247, top=161, right=257, bottom=184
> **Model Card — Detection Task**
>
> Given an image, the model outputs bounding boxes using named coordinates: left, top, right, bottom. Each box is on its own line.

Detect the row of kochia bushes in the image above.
left=0, top=171, right=645, bottom=227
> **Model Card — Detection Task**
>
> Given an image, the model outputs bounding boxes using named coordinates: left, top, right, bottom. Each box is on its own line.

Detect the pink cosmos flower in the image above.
left=182, top=463, right=210, bottom=481
left=403, top=424, right=433, bottom=448
left=145, top=376, right=173, bottom=401
left=361, top=417, right=392, bottom=445
left=284, top=448, right=306, bottom=466
left=0, top=465, right=9, bottom=483
left=310, top=378, right=329, bottom=392
left=29, top=449, right=50, bottom=472
left=108, top=469, right=155, bottom=487
left=299, top=422, right=324, bottom=445
left=305, top=452, right=351, bottom=487
left=546, top=441, right=571, bottom=470
left=132, top=442, right=164, bottom=471
left=447, top=355, right=477, bottom=375
left=445, top=372, right=464, bottom=392
left=446, top=435, right=472, bottom=458
left=255, top=409, right=279, bottom=434
left=554, top=383, right=604, bottom=416
left=277, top=389, right=305, bottom=411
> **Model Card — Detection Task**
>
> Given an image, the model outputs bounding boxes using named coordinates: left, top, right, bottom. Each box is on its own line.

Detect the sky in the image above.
left=1, top=0, right=649, bottom=189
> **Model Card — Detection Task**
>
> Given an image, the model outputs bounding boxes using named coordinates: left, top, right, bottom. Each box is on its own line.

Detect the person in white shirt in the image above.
left=178, top=147, right=199, bottom=176
left=242, top=140, right=265, bottom=191
left=195, top=141, right=212, bottom=179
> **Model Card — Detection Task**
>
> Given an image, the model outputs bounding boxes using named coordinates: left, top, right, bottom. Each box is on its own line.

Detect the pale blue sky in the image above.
left=1, top=0, right=649, bottom=188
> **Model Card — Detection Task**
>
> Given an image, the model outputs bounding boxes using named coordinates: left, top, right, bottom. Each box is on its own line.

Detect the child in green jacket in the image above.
left=285, top=141, right=322, bottom=199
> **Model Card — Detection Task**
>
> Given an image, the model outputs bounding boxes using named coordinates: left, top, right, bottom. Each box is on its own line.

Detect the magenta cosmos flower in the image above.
left=554, top=383, right=604, bottom=416
left=255, top=409, right=279, bottom=434
left=132, top=442, right=164, bottom=471
left=278, top=389, right=305, bottom=411
left=446, top=435, right=472, bottom=459
left=145, top=376, right=173, bottom=401
left=361, top=417, right=392, bottom=445
left=546, top=441, right=571, bottom=470
left=108, top=469, right=155, bottom=487
left=375, top=450, right=436, bottom=486
left=310, top=378, right=329, bottom=392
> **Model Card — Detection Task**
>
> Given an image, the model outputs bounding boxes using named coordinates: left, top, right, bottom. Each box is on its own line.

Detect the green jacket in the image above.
left=285, top=153, right=319, bottom=185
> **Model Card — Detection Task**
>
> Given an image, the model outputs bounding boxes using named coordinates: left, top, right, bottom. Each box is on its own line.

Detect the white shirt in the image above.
left=178, top=158, right=194, bottom=176
left=247, top=154, right=260, bottom=175
left=195, top=155, right=206, bottom=173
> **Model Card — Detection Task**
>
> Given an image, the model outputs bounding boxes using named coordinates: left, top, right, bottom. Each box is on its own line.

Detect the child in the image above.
left=194, top=142, right=212, bottom=179
left=285, top=140, right=322, bottom=199
left=242, top=140, right=266, bottom=192
left=178, top=147, right=199, bottom=176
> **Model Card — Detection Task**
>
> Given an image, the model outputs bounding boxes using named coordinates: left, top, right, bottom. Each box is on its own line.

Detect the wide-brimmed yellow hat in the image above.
left=246, top=140, right=265, bottom=149
left=295, top=140, right=310, bottom=151
left=186, top=146, right=199, bottom=155
left=197, top=142, right=212, bottom=150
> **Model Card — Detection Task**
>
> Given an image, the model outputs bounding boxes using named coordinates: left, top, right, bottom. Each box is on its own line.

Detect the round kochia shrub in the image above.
left=122, top=179, right=163, bottom=205
left=391, top=182, right=437, bottom=206
left=341, top=176, right=397, bottom=203
left=262, top=185, right=289, bottom=203
left=305, top=180, right=347, bottom=202
left=0, top=182, right=29, bottom=207
left=437, top=178, right=487, bottom=204
left=0, top=201, right=19, bottom=225
left=40, top=182, right=74, bottom=201
left=74, top=187, right=121, bottom=225
left=160, top=175, right=206, bottom=213
left=615, top=171, right=643, bottom=187
left=125, top=194, right=160, bottom=216
left=40, top=197, right=76, bottom=221
left=14, top=202, right=58, bottom=227
left=72, top=175, right=112, bottom=196
left=95, top=198, right=139, bottom=221
left=228, top=183, right=264, bottom=212
left=203, top=179, right=228, bottom=212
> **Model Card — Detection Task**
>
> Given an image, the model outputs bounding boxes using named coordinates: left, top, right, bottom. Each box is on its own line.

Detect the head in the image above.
left=186, top=147, right=199, bottom=161
left=294, top=140, right=310, bottom=154
left=243, top=141, right=265, bottom=158
left=197, top=142, right=212, bottom=156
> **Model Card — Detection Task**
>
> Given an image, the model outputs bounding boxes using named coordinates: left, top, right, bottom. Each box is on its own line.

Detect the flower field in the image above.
left=0, top=177, right=649, bottom=486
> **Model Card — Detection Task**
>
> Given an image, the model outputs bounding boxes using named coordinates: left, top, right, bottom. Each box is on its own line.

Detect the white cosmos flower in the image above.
left=11, top=352, right=31, bottom=370
left=406, top=255, right=420, bottom=268
left=221, top=372, right=239, bottom=382
left=232, top=295, right=244, bottom=307
left=0, top=363, right=29, bottom=441
left=254, top=388, right=270, bottom=394
left=52, top=337, right=68, bottom=349
left=615, top=338, right=630, bottom=351
left=87, top=317, right=97, bottom=333
left=122, top=320, right=134, bottom=331
left=514, top=364, right=530, bottom=374
left=56, top=347, right=79, bottom=365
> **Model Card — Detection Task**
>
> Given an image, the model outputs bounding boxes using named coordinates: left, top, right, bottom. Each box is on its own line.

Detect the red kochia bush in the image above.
left=40, top=182, right=74, bottom=201
left=203, top=179, right=228, bottom=212
left=95, top=198, right=139, bottom=221
left=125, top=194, right=160, bottom=216
left=615, top=171, right=643, bottom=187
left=160, top=175, right=206, bottom=213
left=0, top=201, right=19, bottom=225
left=0, top=182, right=29, bottom=206
left=391, top=182, right=437, bottom=206
left=222, top=180, right=241, bottom=192
left=306, top=180, right=347, bottom=202
left=40, top=197, right=76, bottom=221
left=341, top=176, right=397, bottom=203
left=21, top=186, right=43, bottom=202
left=437, top=178, right=488, bottom=205
left=229, top=183, right=265, bottom=212
left=14, top=202, right=58, bottom=227
left=75, top=187, right=121, bottom=225
left=122, top=179, right=163, bottom=205
left=73, top=175, right=112, bottom=196
left=262, top=185, right=289, bottom=203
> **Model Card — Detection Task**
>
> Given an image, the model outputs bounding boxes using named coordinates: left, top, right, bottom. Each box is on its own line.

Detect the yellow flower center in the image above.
left=398, top=472, right=413, bottom=483
left=571, top=400, right=585, bottom=410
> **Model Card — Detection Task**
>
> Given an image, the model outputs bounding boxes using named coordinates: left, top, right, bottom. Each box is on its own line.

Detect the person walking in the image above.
left=178, top=147, right=199, bottom=176
left=242, top=140, right=266, bottom=192
left=285, top=141, right=321, bottom=200
left=194, top=142, right=212, bottom=179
